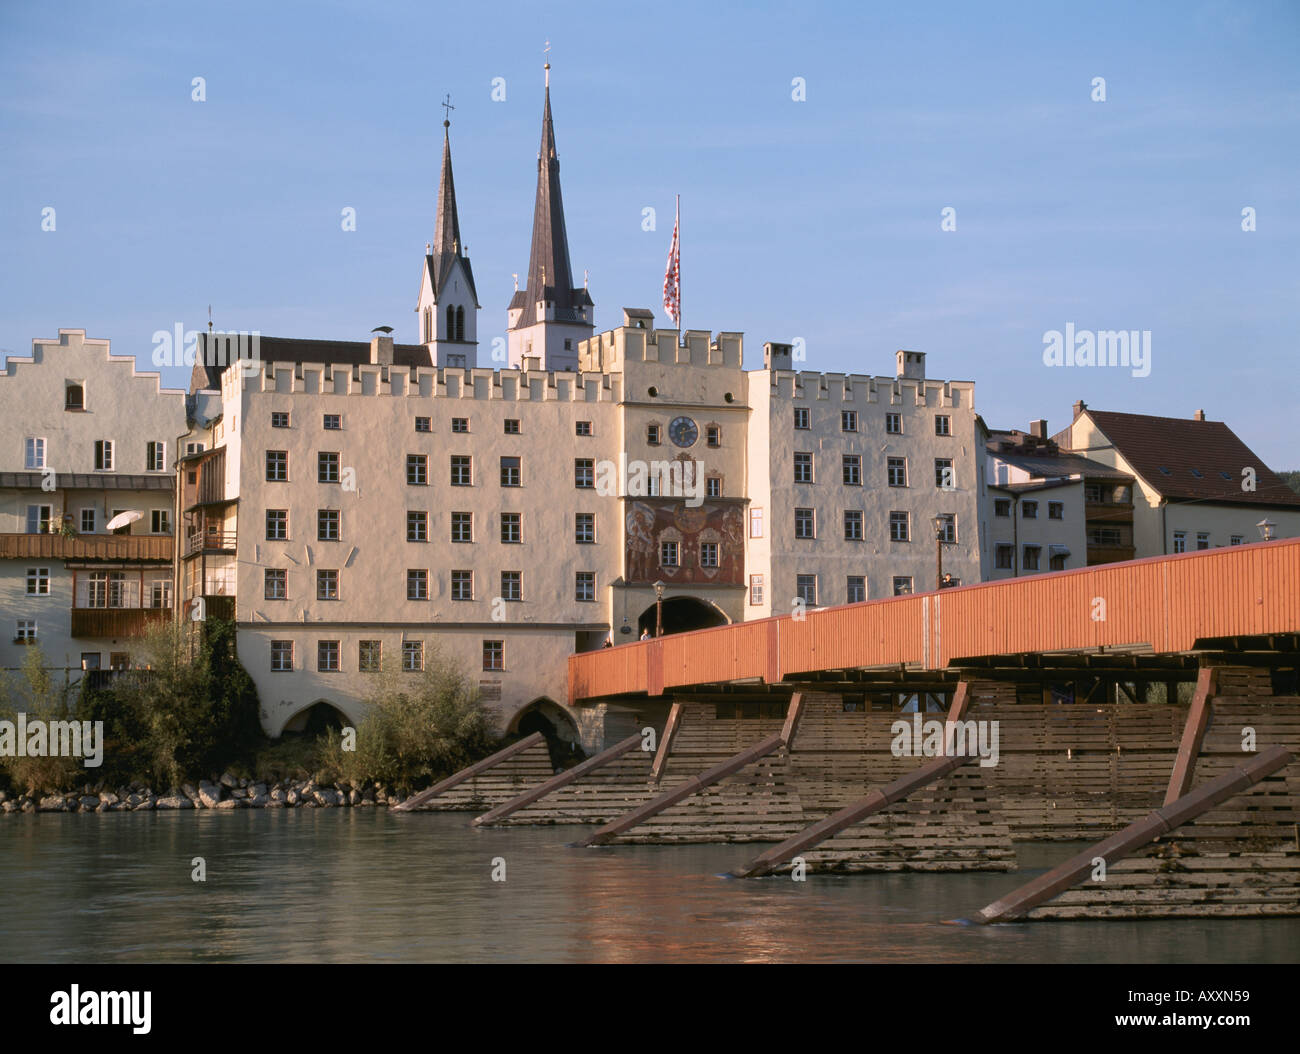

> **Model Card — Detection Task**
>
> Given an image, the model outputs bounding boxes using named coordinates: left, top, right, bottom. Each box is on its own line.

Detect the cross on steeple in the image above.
left=441, top=93, right=454, bottom=127
left=544, top=40, right=551, bottom=87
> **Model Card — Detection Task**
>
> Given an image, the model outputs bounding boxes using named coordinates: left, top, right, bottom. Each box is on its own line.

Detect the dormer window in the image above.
left=65, top=383, right=85, bottom=411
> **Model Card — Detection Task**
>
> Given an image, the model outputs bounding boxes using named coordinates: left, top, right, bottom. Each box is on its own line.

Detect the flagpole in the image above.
left=676, top=193, right=681, bottom=337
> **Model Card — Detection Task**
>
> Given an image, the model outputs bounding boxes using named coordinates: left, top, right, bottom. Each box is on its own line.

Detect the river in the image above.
left=2, top=810, right=1296, bottom=963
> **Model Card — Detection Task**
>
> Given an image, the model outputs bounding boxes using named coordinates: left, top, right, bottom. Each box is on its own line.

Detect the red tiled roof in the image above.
left=1084, top=410, right=1300, bottom=507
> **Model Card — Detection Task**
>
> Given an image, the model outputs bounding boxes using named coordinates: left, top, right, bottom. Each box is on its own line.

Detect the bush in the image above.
left=321, top=648, right=497, bottom=793
left=0, top=645, right=83, bottom=793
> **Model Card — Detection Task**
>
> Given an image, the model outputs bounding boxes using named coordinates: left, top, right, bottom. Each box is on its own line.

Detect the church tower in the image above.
left=417, top=109, right=480, bottom=368
left=506, top=61, right=593, bottom=371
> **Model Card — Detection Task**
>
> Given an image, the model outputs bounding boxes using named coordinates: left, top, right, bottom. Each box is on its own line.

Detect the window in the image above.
left=575, top=513, right=595, bottom=544
left=266, top=509, right=288, bottom=540
left=317, top=640, right=340, bottom=672
left=749, top=574, right=764, bottom=605
left=646, top=423, right=662, bottom=446
left=492, top=570, right=519, bottom=603
left=407, top=454, right=428, bottom=486
left=451, top=455, right=472, bottom=486
left=794, top=452, right=813, bottom=484
left=576, top=420, right=592, bottom=436
left=501, top=512, right=522, bottom=544
left=504, top=418, right=520, bottom=435
left=26, top=505, right=52, bottom=534
left=151, top=510, right=171, bottom=534
left=146, top=441, right=166, bottom=472
left=65, top=383, right=84, bottom=411
left=995, top=544, right=1014, bottom=570
left=264, top=569, right=287, bottom=600
left=841, top=410, right=857, bottom=432
left=1172, top=531, right=1186, bottom=553
left=148, top=580, right=171, bottom=609
left=575, top=571, right=596, bottom=601
left=994, top=499, right=1010, bottom=517
left=706, top=477, right=722, bottom=498
left=406, top=511, right=427, bottom=542
left=892, top=576, right=913, bottom=596
left=1196, top=532, right=1210, bottom=551
left=1049, top=553, right=1068, bottom=571
left=575, top=458, right=594, bottom=488
left=110, top=511, right=129, bottom=536
left=1048, top=501, right=1064, bottom=520
left=934, top=458, right=954, bottom=490
left=272, top=412, right=290, bottom=429
left=1022, top=501, right=1039, bottom=519
left=451, top=570, right=473, bottom=601
left=700, top=542, right=719, bottom=568
left=1230, top=535, right=1244, bottom=546
left=937, top=514, right=956, bottom=543
left=317, top=569, right=339, bottom=600
left=271, top=641, right=293, bottom=671
left=483, top=640, right=504, bottom=672
left=935, top=415, right=951, bottom=436
left=318, top=509, right=340, bottom=541
left=407, top=569, right=428, bottom=600
left=889, top=511, right=909, bottom=542
left=359, top=640, right=381, bottom=672
left=794, top=407, right=810, bottom=430
left=25, top=437, right=46, bottom=470
left=500, top=456, right=521, bottom=487
left=81, top=653, right=100, bottom=670
left=318, top=452, right=340, bottom=483
left=16, top=618, right=37, bottom=642
left=451, top=418, right=469, bottom=433
left=795, top=508, right=815, bottom=539
left=26, top=568, right=50, bottom=596
left=415, top=416, right=431, bottom=433
left=80, top=508, right=96, bottom=534
left=266, top=450, right=287, bottom=481
left=185, top=441, right=205, bottom=455
left=844, top=509, right=863, bottom=541
left=842, top=455, right=861, bottom=486
left=403, top=641, right=424, bottom=672
left=323, top=413, right=341, bottom=431
left=1023, top=545, right=1041, bottom=571
left=660, top=540, right=679, bottom=567
left=750, top=508, right=764, bottom=538
left=1089, top=527, right=1123, bottom=546
left=451, top=512, right=473, bottom=543
left=886, top=412, right=901, bottom=434
left=887, top=457, right=907, bottom=487
left=94, top=440, right=114, bottom=471
left=847, top=576, right=866, bottom=603
left=706, top=425, right=721, bottom=447
left=796, top=574, right=817, bottom=605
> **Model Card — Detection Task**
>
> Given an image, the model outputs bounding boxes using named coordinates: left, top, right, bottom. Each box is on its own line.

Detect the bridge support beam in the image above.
left=472, top=733, right=644, bottom=826
left=973, top=744, right=1293, bottom=923
left=1164, top=665, right=1218, bottom=805
left=392, top=732, right=545, bottom=812
left=650, top=702, right=685, bottom=784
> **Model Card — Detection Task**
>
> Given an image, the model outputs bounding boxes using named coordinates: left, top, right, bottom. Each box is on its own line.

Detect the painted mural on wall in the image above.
left=625, top=500, right=745, bottom=585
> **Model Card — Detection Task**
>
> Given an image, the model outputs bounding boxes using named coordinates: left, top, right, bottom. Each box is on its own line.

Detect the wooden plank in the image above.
left=392, top=732, right=546, bottom=811
left=1164, top=666, right=1217, bottom=805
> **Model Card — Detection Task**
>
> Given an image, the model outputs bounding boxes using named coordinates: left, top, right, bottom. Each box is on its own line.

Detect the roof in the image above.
left=191, top=335, right=431, bottom=391
left=988, top=479, right=1081, bottom=496
left=0, top=472, right=173, bottom=491
left=1083, top=409, right=1300, bottom=507
left=992, top=450, right=1132, bottom=482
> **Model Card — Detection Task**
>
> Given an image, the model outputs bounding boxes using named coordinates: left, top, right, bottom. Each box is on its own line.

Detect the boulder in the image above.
left=219, top=771, right=238, bottom=788
left=155, top=796, right=191, bottom=810
left=251, top=783, right=268, bottom=799
left=198, top=782, right=222, bottom=809
left=248, top=793, right=269, bottom=807
left=79, top=795, right=100, bottom=811
left=270, top=788, right=287, bottom=802
left=215, top=798, right=241, bottom=810
left=286, top=789, right=299, bottom=805
left=99, top=791, right=119, bottom=807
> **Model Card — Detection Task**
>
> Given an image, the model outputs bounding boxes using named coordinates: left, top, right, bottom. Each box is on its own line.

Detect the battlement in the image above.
left=577, top=309, right=744, bottom=372
left=767, top=369, right=975, bottom=410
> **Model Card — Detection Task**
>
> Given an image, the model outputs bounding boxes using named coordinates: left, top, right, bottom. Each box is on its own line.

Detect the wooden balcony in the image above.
left=0, top=533, right=172, bottom=562
left=1084, top=501, right=1134, bottom=525
left=185, top=531, right=237, bottom=557
left=71, top=606, right=171, bottom=638
left=1086, top=544, right=1137, bottom=566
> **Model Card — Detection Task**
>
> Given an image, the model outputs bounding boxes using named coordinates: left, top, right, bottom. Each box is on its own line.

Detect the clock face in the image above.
left=669, top=416, right=698, bottom=448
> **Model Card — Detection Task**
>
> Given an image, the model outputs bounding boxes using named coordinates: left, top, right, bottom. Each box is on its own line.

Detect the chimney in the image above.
left=370, top=334, right=394, bottom=365
left=1072, top=399, right=1087, bottom=420
left=896, top=350, right=925, bottom=380
left=763, top=341, right=793, bottom=371
left=1029, top=419, right=1048, bottom=440
left=523, top=355, right=540, bottom=372
left=1193, top=409, right=1206, bottom=422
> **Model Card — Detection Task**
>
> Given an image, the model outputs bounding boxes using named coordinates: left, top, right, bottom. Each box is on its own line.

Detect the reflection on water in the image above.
left=2, top=811, right=1296, bottom=963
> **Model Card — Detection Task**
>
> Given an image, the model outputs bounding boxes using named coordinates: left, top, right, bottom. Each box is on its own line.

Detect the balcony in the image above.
left=1086, top=544, right=1137, bottom=566
left=1084, top=500, right=1134, bottom=525
left=185, top=530, right=237, bottom=557
left=71, top=606, right=171, bottom=638
left=0, top=533, right=172, bottom=562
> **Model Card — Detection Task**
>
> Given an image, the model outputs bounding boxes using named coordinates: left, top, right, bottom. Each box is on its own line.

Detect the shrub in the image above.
left=0, top=645, right=83, bottom=793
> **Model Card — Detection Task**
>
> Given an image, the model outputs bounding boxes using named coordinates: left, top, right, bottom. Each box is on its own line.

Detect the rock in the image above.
left=231, top=788, right=247, bottom=799
left=248, top=793, right=269, bottom=807
left=356, top=798, right=373, bottom=807
left=99, top=791, right=119, bottom=807
left=181, top=783, right=199, bottom=802
left=270, top=788, right=287, bottom=802
left=79, top=795, right=99, bottom=811
left=301, top=800, right=318, bottom=808
left=216, top=798, right=241, bottom=809
left=198, top=782, right=222, bottom=808
left=219, top=771, right=238, bottom=788
left=251, top=783, right=267, bottom=799
left=286, top=789, right=299, bottom=805
left=348, top=789, right=361, bottom=805
left=156, top=796, right=191, bottom=810
left=132, top=800, right=155, bottom=811
left=264, top=799, right=286, bottom=808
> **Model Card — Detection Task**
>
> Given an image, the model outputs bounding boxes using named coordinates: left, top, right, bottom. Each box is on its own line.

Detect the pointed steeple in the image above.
left=433, top=118, right=461, bottom=259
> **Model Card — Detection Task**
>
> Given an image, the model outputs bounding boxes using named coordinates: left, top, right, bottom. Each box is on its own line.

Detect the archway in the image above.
left=282, top=700, right=349, bottom=737
left=508, top=697, right=584, bottom=769
left=637, top=595, right=730, bottom=637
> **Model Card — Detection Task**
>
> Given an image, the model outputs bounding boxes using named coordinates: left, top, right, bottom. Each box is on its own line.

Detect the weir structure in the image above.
left=398, top=540, right=1300, bottom=917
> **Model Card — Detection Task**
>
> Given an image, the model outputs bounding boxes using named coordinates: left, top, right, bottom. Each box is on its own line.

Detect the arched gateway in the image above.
left=637, top=596, right=730, bottom=637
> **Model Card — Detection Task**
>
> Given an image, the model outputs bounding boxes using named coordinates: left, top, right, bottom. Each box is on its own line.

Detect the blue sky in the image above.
left=2, top=0, right=1298, bottom=465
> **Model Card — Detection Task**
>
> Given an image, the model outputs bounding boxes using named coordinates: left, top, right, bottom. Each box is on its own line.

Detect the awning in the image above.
left=1049, top=544, right=1071, bottom=556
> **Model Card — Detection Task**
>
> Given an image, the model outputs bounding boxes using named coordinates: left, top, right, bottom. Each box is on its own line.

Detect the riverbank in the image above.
left=0, top=773, right=407, bottom=813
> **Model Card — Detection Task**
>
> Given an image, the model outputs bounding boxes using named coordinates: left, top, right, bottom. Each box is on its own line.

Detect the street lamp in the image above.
left=931, top=515, right=946, bottom=591
left=654, top=580, right=665, bottom=637
left=1257, top=519, right=1276, bottom=542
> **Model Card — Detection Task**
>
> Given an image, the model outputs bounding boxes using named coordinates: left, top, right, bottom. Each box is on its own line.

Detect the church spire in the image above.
left=434, top=100, right=460, bottom=259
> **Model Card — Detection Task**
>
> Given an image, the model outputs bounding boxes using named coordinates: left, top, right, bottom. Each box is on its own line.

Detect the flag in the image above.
left=662, top=197, right=680, bottom=326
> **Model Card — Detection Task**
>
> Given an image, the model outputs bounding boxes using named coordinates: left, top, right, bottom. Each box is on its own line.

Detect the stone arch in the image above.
left=507, top=697, right=583, bottom=767
left=281, top=700, right=350, bottom=737
left=637, top=595, right=730, bottom=637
